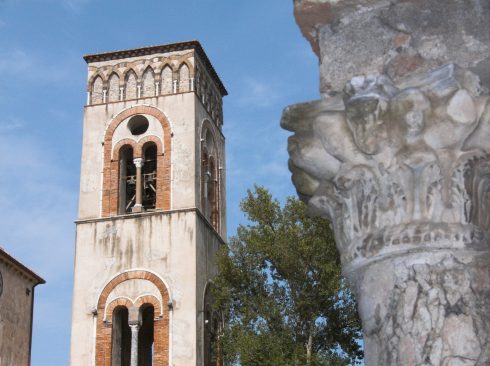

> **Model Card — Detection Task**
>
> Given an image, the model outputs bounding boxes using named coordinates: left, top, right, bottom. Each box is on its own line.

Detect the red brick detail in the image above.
left=105, top=298, right=133, bottom=322
left=95, top=270, right=170, bottom=366
left=112, top=139, right=141, bottom=159
left=134, top=295, right=163, bottom=316
left=101, top=106, right=172, bottom=216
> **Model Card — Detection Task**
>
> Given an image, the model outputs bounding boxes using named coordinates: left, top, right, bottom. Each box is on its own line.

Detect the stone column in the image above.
left=283, top=1, right=490, bottom=365
left=129, top=323, right=140, bottom=366
left=133, top=157, right=144, bottom=213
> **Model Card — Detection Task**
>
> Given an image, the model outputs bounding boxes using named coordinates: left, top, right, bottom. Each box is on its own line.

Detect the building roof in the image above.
left=0, top=247, right=45, bottom=285
left=83, top=40, right=228, bottom=96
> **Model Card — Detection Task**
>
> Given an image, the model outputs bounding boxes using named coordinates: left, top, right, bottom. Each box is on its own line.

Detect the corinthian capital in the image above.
left=283, top=64, right=490, bottom=272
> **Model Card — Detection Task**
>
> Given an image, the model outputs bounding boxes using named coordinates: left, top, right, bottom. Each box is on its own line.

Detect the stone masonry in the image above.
left=283, top=1, right=490, bottom=365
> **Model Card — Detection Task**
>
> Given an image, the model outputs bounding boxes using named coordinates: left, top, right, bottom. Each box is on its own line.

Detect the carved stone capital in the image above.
left=288, top=1, right=490, bottom=364
left=283, top=63, right=490, bottom=365
left=133, top=158, right=144, bottom=169
left=283, top=64, right=490, bottom=271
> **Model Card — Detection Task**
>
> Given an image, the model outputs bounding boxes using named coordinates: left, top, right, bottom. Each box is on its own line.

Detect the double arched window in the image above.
left=111, top=304, right=155, bottom=366
left=117, top=140, right=159, bottom=215
left=102, top=107, right=172, bottom=217
left=201, top=126, right=220, bottom=231
left=203, top=285, right=223, bottom=366
left=96, top=270, right=169, bottom=366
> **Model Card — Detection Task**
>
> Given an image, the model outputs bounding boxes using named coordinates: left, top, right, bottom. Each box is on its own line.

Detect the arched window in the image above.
left=138, top=304, right=155, bottom=366
left=108, top=73, right=120, bottom=102
left=119, top=146, right=136, bottom=214
left=161, top=65, right=173, bottom=95
left=208, top=157, right=219, bottom=229
left=204, top=286, right=222, bottom=366
left=103, top=106, right=172, bottom=217
left=201, top=148, right=209, bottom=212
left=178, top=63, right=190, bottom=92
left=201, top=128, right=220, bottom=231
left=141, top=67, right=155, bottom=97
left=142, top=143, right=157, bottom=210
left=111, top=306, right=131, bottom=366
left=92, top=76, right=104, bottom=104
left=125, top=70, right=138, bottom=100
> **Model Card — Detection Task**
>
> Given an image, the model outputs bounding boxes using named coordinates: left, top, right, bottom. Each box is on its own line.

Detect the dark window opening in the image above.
left=142, top=144, right=157, bottom=210
left=138, top=304, right=155, bottom=366
left=201, top=150, right=209, bottom=216
left=112, top=306, right=131, bottom=366
left=204, top=288, right=222, bottom=366
left=119, top=146, right=136, bottom=214
left=208, top=159, right=218, bottom=229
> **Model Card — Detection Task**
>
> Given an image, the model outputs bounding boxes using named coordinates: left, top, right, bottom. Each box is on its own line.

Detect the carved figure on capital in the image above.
left=282, top=64, right=490, bottom=266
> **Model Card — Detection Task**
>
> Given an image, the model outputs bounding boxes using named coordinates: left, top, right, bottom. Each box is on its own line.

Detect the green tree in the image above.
left=213, top=186, right=363, bottom=366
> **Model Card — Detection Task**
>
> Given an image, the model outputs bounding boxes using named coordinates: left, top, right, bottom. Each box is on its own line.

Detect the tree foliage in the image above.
left=213, top=186, right=363, bottom=366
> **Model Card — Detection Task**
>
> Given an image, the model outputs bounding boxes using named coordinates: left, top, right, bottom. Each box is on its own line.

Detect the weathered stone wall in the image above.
left=294, top=0, right=490, bottom=96
left=0, top=261, right=36, bottom=366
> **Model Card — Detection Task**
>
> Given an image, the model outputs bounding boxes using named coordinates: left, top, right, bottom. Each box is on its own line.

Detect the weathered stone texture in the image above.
left=142, top=68, right=155, bottom=97
left=108, top=73, right=120, bottom=102
left=0, top=250, right=43, bottom=366
left=294, top=0, right=490, bottom=96
left=356, top=251, right=490, bottom=365
left=125, top=71, right=138, bottom=99
left=283, top=62, right=490, bottom=365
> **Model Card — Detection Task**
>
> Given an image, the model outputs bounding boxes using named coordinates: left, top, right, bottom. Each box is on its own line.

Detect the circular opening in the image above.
left=127, top=115, right=149, bottom=135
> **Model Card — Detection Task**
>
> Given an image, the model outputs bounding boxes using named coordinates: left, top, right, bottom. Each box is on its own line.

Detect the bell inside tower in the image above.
left=142, top=144, right=157, bottom=210
left=119, top=147, right=136, bottom=214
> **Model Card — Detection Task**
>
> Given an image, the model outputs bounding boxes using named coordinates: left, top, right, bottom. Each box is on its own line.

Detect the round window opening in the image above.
left=127, top=115, right=149, bottom=135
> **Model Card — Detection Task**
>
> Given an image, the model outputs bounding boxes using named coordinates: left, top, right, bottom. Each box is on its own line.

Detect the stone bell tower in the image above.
left=70, top=41, right=227, bottom=366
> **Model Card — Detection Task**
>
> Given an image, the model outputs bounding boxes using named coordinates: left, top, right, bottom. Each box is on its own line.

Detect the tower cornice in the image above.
left=83, top=40, right=228, bottom=97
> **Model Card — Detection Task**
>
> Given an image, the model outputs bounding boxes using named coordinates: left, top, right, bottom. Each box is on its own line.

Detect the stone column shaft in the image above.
left=129, top=324, right=140, bottom=366
left=133, top=158, right=144, bottom=213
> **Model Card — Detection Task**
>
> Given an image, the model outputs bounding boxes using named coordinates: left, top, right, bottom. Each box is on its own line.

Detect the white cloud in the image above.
left=0, top=117, right=24, bottom=131
left=0, top=48, right=72, bottom=84
left=236, top=78, right=286, bottom=108
left=0, top=134, right=77, bottom=280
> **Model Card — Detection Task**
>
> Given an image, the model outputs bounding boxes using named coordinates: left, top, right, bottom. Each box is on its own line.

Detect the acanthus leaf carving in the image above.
left=282, top=64, right=490, bottom=271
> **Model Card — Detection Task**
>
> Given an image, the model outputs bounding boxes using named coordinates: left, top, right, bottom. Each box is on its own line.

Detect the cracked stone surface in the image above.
left=286, top=2, right=490, bottom=364
left=356, top=251, right=490, bottom=365
left=294, top=0, right=490, bottom=96
left=282, top=64, right=490, bottom=365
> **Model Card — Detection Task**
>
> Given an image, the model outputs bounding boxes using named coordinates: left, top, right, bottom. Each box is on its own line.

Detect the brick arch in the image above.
left=95, top=270, right=170, bottom=366
left=104, top=297, right=133, bottom=322
left=112, top=139, right=140, bottom=159
left=102, top=106, right=172, bottom=216
left=134, top=295, right=163, bottom=317
left=104, top=295, right=163, bottom=322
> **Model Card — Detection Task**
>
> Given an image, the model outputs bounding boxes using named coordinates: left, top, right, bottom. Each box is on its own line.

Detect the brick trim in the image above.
left=95, top=270, right=170, bottom=366
left=102, top=105, right=172, bottom=216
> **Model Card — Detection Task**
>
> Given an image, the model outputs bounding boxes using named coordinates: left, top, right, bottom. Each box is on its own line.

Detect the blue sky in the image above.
left=0, top=1, right=318, bottom=364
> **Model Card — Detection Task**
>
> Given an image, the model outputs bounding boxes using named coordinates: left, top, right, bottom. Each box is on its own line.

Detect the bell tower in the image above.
left=70, top=41, right=227, bottom=366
